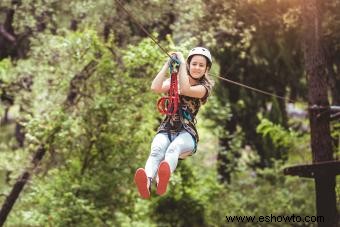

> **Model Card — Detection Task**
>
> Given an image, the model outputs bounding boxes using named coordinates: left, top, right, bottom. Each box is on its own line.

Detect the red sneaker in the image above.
left=156, top=161, right=171, bottom=195
left=134, top=168, right=150, bottom=199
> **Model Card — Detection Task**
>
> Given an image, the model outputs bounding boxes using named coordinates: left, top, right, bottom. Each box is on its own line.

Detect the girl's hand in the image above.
left=174, top=52, right=185, bottom=63
left=163, top=51, right=177, bottom=66
left=167, top=51, right=185, bottom=64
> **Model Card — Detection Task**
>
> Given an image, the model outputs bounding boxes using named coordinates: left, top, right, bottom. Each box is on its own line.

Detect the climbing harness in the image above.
left=157, top=55, right=181, bottom=115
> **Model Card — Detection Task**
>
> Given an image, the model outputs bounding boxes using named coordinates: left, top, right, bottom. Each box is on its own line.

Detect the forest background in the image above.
left=0, top=0, right=339, bottom=226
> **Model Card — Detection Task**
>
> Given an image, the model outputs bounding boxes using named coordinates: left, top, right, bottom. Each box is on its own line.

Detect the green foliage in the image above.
left=205, top=160, right=315, bottom=227
left=1, top=0, right=339, bottom=226
left=1, top=29, right=163, bottom=226
left=122, top=34, right=165, bottom=78
left=337, top=176, right=340, bottom=212
left=0, top=59, right=13, bottom=81
left=192, top=0, right=308, bottom=167
left=257, top=118, right=298, bottom=151
left=256, top=117, right=311, bottom=164
left=202, top=94, right=232, bottom=137
left=15, top=167, right=110, bottom=226
left=331, top=121, right=340, bottom=158
left=151, top=163, right=207, bottom=227
left=134, top=146, right=315, bottom=227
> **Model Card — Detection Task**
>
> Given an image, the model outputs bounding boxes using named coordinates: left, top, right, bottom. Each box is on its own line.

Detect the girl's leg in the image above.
left=145, top=133, right=170, bottom=179
left=156, top=131, right=195, bottom=195
left=164, top=131, right=195, bottom=173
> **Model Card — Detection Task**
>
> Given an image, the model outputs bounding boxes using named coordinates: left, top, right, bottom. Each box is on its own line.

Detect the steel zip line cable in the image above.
left=210, top=74, right=295, bottom=102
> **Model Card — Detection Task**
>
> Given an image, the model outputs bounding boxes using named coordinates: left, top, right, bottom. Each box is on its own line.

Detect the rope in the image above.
left=157, top=56, right=180, bottom=115
left=210, top=74, right=295, bottom=103
left=114, top=0, right=295, bottom=103
left=114, top=0, right=172, bottom=59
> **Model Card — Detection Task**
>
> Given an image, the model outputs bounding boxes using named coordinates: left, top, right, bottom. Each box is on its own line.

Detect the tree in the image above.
left=302, top=0, right=338, bottom=226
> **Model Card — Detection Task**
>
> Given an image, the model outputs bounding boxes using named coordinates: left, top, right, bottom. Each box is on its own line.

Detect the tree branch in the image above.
left=0, top=24, right=15, bottom=43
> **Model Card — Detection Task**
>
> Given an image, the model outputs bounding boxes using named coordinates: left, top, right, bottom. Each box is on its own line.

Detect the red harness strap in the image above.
left=157, top=56, right=180, bottom=115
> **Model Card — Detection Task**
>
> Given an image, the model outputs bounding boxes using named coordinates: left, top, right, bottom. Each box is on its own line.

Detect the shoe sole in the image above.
left=156, top=161, right=171, bottom=195
left=134, top=168, right=150, bottom=199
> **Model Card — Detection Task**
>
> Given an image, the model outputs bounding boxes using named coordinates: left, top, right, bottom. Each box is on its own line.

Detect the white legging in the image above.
left=145, top=130, right=195, bottom=179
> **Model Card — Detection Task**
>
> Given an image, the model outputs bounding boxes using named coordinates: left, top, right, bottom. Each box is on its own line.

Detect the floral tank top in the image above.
left=157, top=79, right=212, bottom=148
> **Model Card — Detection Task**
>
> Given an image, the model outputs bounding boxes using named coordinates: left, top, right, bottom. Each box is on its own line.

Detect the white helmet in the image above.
left=187, top=47, right=212, bottom=65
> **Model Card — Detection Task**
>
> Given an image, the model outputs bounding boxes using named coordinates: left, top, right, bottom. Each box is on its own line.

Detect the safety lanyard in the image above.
left=157, top=55, right=181, bottom=115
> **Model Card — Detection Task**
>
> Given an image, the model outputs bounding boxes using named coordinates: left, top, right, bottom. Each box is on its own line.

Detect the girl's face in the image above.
left=189, top=55, right=208, bottom=79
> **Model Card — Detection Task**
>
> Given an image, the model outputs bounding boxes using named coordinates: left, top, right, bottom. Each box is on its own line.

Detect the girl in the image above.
left=134, top=47, right=214, bottom=199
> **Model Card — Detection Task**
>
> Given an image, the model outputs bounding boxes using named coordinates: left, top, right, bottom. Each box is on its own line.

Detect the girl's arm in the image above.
left=176, top=52, right=207, bottom=99
left=151, top=61, right=170, bottom=93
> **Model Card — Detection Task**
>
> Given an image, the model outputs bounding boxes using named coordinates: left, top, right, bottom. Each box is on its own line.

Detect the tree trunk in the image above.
left=0, top=0, right=23, bottom=60
left=0, top=146, right=45, bottom=226
left=302, top=0, right=338, bottom=226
